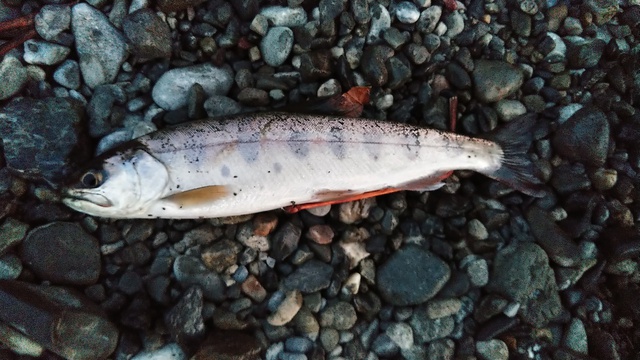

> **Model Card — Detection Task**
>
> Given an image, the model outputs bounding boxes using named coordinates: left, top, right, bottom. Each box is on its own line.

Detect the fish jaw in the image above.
left=62, top=189, right=115, bottom=217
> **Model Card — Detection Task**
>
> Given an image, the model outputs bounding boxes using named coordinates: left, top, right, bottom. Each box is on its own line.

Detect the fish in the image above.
left=62, top=111, right=545, bottom=219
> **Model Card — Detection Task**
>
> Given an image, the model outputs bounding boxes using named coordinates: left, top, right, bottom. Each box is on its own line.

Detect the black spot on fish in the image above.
left=176, top=185, right=180, bottom=189
left=234, top=192, right=237, bottom=196
left=233, top=175, right=238, bottom=178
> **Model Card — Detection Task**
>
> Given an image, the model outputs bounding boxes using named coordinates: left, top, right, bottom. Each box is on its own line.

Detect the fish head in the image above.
left=63, top=145, right=169, bottom=217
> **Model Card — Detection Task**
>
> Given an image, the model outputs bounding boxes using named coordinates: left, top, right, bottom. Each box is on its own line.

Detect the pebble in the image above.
left=285, top=336, right=314, bottom=353
left=377, top=244, right=450, bottom=306
left=563, top=318, right=588, bottom=354
left=284, top=260, right=333, bottom=293
left=291, top=307, right=320, bottom=341
left=476, top=339, right=509, bottom=360
left=409, top=311, right=455, bottom=343
left=466, top=219, right=488, bottom=240
left=426, top=298, right=462, bottom=319
left=88, top=84, right=126, bottom=137
left=131, top=343, right=186, bottom=360
left=494, top=100, right=527, bottom=121
left=203, top=95, right=242, bottom=118
left=367, top=3, right=391, bottom=43
left=338, top=198, right=375, bottom=224
left=319, top=301, right=357, bottom=330
left=260, top=6, right=307, bottom=27
left=270, top=222, right=302, bottom=261
left=385, top=322, right=414, bottom=350
left=462, top=256, right=489, bottom=287
left=417, top=6, right=442, bottom=34
left=200, top=239, right=242, bottom=273
left=268, top=290, right=303, bottom=326
left=472, top=60, right=524, bottom=103
left=152, top=63, right=234, bottom=110
left=394, top=2, right=420, bottom=24
left=526, top=206, right=581, bottom=267
left=552, top=106, right=610, bottom=166
left=237, top=87, right=269, bottom=106
left=173, top=255, right=225, bottom=301
left=35, top=4, right=71, bottom=41
left=260, top=27, right=294, bottom=67
left=53, top=60, right=80, bottom=90
left=72, top=3, right=128, bottom=88
left=192, top=331, right=262, bottom=360
left=372, top=334, right=399, bottom=357
left=584, top=0, right=619, bottom=25
left=23, top=40, right=70, bottom=65
left=166, top=287, right=205, bottom=349
left=0, top=321, right=44, bottom=357
left=0, top=55, right=26, bottom=101
left=0, top=254, right=22, bottom=280
left=0, top=218, right=28, bottom=258
left=486, top=242, right=562, bottom=327
left=123, top=9, right=172, bottom=60
left=21, top=222, right=100, bottom=285
left=306, top=224, right=334, bottom=244
left=444, top=11, right=464, bottom=37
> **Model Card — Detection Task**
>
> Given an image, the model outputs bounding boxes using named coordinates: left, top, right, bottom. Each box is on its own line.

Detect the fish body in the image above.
left=63, top=112, right=543, bottom=219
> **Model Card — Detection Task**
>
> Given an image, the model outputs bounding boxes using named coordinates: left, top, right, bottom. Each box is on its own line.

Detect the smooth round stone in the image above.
left=417, top=6, right=442, bottom=34
left=23, top=40, right=70, bottom=65
left=385, top=322, right=414, bottom=350
left=173, top=255, right=225, bottom=301
left=152, top=63, right=234, bottom=110
left=260, top=6, right=307, bottom=27
left=260, top=26, right=294, bottom=67
left=285, top=336, right=314, bottom=353
left=123, top=8, right=171, bottom=60
left=0, top=254, right=22, bottom=280
left=472, top=60, right=524, bottom=103
left=444, top=11, right=464, bottom=37
left=394, top=1, right=420, bottom=24
left=562, top=318, right=588, bottom=354
left=494, top=99, right=527, bottom=121
left=204, top=95, right=242, bottom=118
left=131, top=343, right=186, bottom=360
left=552, top=106, right=609, bottom=166
left=35, top=4, right=71, bottom=41
left=0, top=56, right=27, bottom=100
left=268, top=290, right=302, bottom=326
left=53, top=59, right=80, bottom=89
left=476, top=339, right=508, bottom=360
left=320, top=301, right=357, bottom=330
left=21, top=222, right=100, bottom=285
left=317, top=78, right=341, bottom=97
left=72, top=3, right=128, bottom=88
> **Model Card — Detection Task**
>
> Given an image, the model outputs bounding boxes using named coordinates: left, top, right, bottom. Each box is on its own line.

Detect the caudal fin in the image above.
left=480, top=114, right=547, bottom=197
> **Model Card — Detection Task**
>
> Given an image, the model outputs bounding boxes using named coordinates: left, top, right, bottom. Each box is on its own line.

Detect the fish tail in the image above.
left=479, top=114, right=546, bottom=197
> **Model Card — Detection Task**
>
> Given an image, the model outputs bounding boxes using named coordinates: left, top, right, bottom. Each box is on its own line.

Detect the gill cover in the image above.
left=63, top=148, right=170, bottom=217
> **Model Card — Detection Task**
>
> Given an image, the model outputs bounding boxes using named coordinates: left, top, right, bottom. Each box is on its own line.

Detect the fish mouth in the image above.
left=62, top=189, right=113, bottom=208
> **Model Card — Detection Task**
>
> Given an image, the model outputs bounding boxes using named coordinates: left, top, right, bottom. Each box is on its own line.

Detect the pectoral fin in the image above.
left=163, top=185, right=230, bottom=208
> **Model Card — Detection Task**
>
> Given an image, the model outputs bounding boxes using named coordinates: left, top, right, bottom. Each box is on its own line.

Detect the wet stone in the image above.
left=0, top=57, right=27, bottom=100
left=285, top=336, right=314, bottom=353
left=562, top=318, right=588, bottom=354
left=268, top=290, right=302, bottom=326
left=409, top=311, right=455, bottom=343
left=260, top=27, right=294, bottom=67
left=201, top=239, right=242, bottom=273
left=361, top=45, right=394, bottom=86
left=173, top=255, right=225, bottom=302
left=166, top=286, right=205, bottom=350
left=241, top=274, right=267, bottom=302
left=283, top=260, right=333, bottom=293
left=237, top=87, right=270, bottom=106
left=476, top=339, right=509, bottom=360
left=553, top=106, right=609, bottom=166
left=35, top=4, right=71, bottom=41
left=472, top=60, right=524, bottom=103
left=0, top=97, right=85, bottom=184
left=132, top=343, right=186, bottom=360
left=417, top=6, right=442, bottom=34
left=486, top=242, right=562, bottom=327
left=338, top=198, right=376, bottom=224
left=72, top=3, right=128, bottom=88
left=260, top=6, right=307, bottom=27
left=0, top=254, right=22, bottom=280
left=123, top=9, right=171, bottom=60
left=21, top=222, right=100, bottom=285
left=394, top=1, right=420, bottom=24
left=367, top=3, right=391, bottom=43
left=385, top=322, right=414, bottom=350
left=270, top=222, right=302, bottom=261
left=53, top=59, right=80, bottom=90
left=192, top=331, right=262, bottom=360
left=204, top=95, right=242, bottom=118
left=526, top=206, right=581, bottom=267
left=377, top=244, right=450, bottom=306
left=306, top=224, right=334, bottom=245
left=23, top=40, right=70, bottom=65
left=320, top=301, right=357, bottom=330
left=0, top=218, right=28, bottom=257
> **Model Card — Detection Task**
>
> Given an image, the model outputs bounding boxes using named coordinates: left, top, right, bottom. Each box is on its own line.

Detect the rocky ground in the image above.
left=0, top=0, right=638, bottom=359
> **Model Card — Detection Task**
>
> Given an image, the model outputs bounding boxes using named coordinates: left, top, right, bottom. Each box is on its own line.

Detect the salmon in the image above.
left=62, top=109, right=544, bottom=219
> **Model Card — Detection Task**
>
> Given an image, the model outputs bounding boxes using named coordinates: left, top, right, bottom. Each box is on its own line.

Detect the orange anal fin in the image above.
left=283, top=187, right=399, bottom=214
left=163, top=185, right=229, bottom=208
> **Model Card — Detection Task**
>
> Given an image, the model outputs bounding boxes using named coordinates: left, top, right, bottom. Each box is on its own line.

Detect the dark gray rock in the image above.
left=283, top=260, right=333, bottom=293
left=123, top=9, right=171, bottom=61
left=201, top=239, right=242, bottom=273
left=35, top=4, right=71, bottom=41
left=566, top=38, right=606, bottom=69
left=472, top=60, right=524, bottom=103
left=72, top=3, right=128, bottom=88
left=362, top=45, right=394, bottom=86
left=166, top=286, right=205, bottom=350
left=0, top=281, right=118, bottom=360
left=486, top=242, right=563, bottom=327
left=552, top=106, right=609, bottom=166
left=299, top=51, right=333, bottom=82
left=409, top=311, right=455, bottom=343
left=377, top=245, right=450, bottom=306
left=0, top=218, right=28, bottom=257
left=173, top=255, right=225, bottom=301
left=319, top=301, right=357, bottom=330
left=87, top=84, right=127, bottom=137
left=319, top=0, right=344, bottom=23
left=270, top=222, right=302, bottom=261
left=21, top=222, right=100, bottom=285
left=0, top=97, right=85, bottom=184
left=447, top=62, right=471, bottom=89
left=526, top=206, right=581, bottom=267
left=23, top=40, right=70, bottom=65
left=204, top=95, right=242, bottom=118
left=53, top=59, right=81, bottom=89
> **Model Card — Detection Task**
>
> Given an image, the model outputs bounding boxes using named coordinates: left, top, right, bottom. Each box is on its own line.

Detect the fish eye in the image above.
left=80, top=170, right=103, bottom=188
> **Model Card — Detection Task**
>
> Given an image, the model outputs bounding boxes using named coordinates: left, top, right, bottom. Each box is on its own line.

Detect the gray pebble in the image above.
left=525, top=206, right=582, bottom=267
left=261, top=27, right=294, bottom=67
left=444, top=11, right=464, bottom=37
left=260, top=6, right=307, bottom=27
left=173, top=255, right=225, bottom=301
left=372, top=334, right=399, bottom=357
left=417, top=6, right=442, bottom=34
left=494, top=100, right=527, bottom=121
left=367, top=3, right=391, bottom=43
left=476, top=339, right=508, bottom=360
left=204, top=95, right=242, bottom=118
left=385, top=322, right=414, bottom=350
left=72, top=3, right=128, bottom=88
left=426, top=339, right=454, bottom=359
left=472, top=60, right=524, bottom=103
left=166, top=286, right=205, bottom=349
left=467, top=219, right=488, bottom=240
left=285, top=336, right=314, bottom=353
left=53, top=60, right=80, bottom=90
left=35, top=4, right=71, bottom=41
left=394, top=1, right=420, bottom=24
left=250, top=14, right=269, bottom=36
left=152, top=64, right=234, bottom=110
left=0, top=57, right=27, bottom=100
left=320, top=301, right=357, bottom=330
left=123, top=9, right=171, bottom=60
left=562, top=318, right=588, bottom=354
left=552, top=106, right=609, bottom=166
left=0, top=254, right=22, bottom=280
left=23, top=40, right=70, bottom=65
left=377, top=244, right=450, bottom=306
